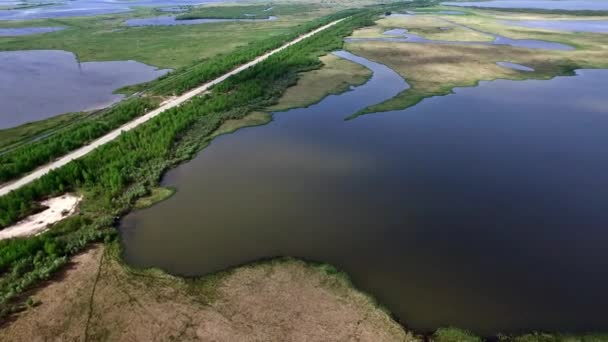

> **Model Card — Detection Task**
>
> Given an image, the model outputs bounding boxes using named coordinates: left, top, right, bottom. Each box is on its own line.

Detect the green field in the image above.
left=0, top=5, right=327, bottom=69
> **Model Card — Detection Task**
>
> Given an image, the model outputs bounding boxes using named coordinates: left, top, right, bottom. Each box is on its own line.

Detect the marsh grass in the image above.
left=346, top=7, right=608, bottom=116
left=267, top=53, right=372, bottom=112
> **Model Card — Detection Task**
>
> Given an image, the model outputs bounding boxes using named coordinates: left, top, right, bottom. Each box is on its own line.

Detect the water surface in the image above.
left=0, top=26, right=64, bottom=36
left=347, top=31, right=573, bottom=50
left=504, top=19, right=608, bottom=33
left=126, top=15, right=277, bottom=26
left=120, top=49, right=608, bottom=334
left=0, top=0, right=217, bottom=20
left=443, top=0, right=608, bottom=11
left=0, top=50, right=169, bottom=129
left=496, top=61, right=534, bottom=71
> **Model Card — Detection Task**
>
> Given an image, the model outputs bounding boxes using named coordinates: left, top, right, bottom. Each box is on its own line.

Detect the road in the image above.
left=0, top=18, right=345, bottom=197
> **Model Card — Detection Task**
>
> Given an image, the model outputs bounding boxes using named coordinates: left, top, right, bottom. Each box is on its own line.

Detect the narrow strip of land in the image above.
left=0, top=18, right=344, bottom=197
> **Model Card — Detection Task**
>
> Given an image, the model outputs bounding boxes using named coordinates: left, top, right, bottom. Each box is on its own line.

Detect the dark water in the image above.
left=497, top=61, right=534, bottom=71
left=0, top=50, right=169, bottom=129
left=120, top=49, right=608, bottom=334
left=0, top=0, right=223, bottom=20
left=504, top=19, right=608, bottom=33
left=443, top=0, right=608, bottom=11
left=125, top=15, right=276, bottom=27
left=0, top=26, right=64, bottom=36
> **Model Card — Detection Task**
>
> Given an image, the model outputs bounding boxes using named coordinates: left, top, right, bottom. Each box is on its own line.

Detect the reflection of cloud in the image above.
left=573, top=97, right=608, bottom=114
left=203, top=131, right=374, bottom=185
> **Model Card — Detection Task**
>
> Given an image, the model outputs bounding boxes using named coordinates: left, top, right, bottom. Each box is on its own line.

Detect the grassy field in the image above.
left=268, top=53, right=372, bottom=111
left=133, top=186, right=175, bottom=209
left=177, top=3, right=315, bottom=20
left=0, top=5, right=328, bottom=69
left=346, top=7, right=608, bottom=115
left=351, top=14, right=493, bottom=41
left=0, top=243, right=415, bottom=341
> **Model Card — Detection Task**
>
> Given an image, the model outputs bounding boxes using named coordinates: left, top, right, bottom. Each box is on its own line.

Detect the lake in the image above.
left=504, top=20, right=608, bottom=33
left=120, top=50, right=608, bottom=335
left=125, top=15, right=277, bottom=27
left=0, top=26, right=64, bottom=36
left=0, top=0, right=222, bottom=20
left=0, top=50, right=169, bottom=129
left=442, top=0, right=608, bottom=11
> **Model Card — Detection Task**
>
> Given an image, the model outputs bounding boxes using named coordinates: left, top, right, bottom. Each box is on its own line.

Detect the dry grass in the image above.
left=211, top=111, right=272, bottom=138
left=0, top=244, right=417, bottom=341
left=268, top=53, right=372, bottom=112
left=346, top=9, right=608, bottom=114
left=350, top=14, right=493, bottom=42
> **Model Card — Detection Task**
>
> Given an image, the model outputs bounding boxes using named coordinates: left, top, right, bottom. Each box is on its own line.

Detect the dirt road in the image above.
left=0, top=18, right=344, bottom=197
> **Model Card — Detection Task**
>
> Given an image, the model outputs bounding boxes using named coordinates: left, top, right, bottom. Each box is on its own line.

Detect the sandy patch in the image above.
left=0, top=194, right=81, bottom=241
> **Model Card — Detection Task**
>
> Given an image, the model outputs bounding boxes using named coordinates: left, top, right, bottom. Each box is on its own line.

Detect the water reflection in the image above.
left=442, top=0, right=608, bottom=11
left=0, top=50, right=169, bottom=129
left=0, top=26, right=64, bottom=36
left=120, top=48, right=608, bottom=334
left=125, top=15, right=277, bottom=27
left=504, top=19, right=608, bottom=33
left=496, top=61, right=535, bottom=71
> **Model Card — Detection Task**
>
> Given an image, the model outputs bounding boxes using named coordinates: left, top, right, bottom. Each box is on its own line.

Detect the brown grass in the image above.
left=268, top=53, right=372, bottom=112
left=0, top=244, right=417, bottom=341
left=346, top=10, right=608, bottom=114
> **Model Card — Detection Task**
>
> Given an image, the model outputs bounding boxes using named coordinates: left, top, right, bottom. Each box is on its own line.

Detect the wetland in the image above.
left=121, top=49, right=608, bottom=334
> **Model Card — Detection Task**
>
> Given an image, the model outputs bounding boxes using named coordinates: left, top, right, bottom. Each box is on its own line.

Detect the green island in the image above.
left=1, top=1, right=608, bottom=341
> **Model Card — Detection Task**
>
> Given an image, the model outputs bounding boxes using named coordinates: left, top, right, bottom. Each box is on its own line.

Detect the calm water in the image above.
left=497, top=61, right=534, bottom=71
left=0, top=50, right=169, bottom=129
left=125, top=15, right=276, bottom=27
left=347, top=30, right=574, bottom=50
left=121, top=50, right=608, bottom=334
left=0, top=0, right=220, bottom=20
left=0, top=26, right=64, bottom=36
left=504, top=20, right=608, bottom=33
left=443, top=0, right=608, bottom=10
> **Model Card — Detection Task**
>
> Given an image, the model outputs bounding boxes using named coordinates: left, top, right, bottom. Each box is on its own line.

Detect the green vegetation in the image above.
left=0, top=98, right=158, bottom=185
left=267, top=53, right=372, bottom=111
left=434, top=327, right=483, bottom=342
left=0, top=7, right=359, bottom=185
left=0, top=8, right=381, bottom=317
left=0, top=111, right=85, bottom=151
left=210, top=111, right=271, bottom=138
left=0, top=6, right=320, bottom=69
left=133, top=186, right=175, bottom=209
left=177, top=4, right=314, bottom=20
left=0, top=214, right=114, bottom=318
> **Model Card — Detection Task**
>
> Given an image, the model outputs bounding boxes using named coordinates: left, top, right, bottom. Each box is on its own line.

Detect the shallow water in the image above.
left=0, top=0, right=219, bottom=20
left=120, top=49, right=608, bottom=334
left=504, top=19, right=608, bottom=33
left=497, top=61, right=534, bottom=71
left=443, top=0, right=608, bottom=11
left=416, top=10, right=465, bottom=15
left=346, top=31, right=574, bottom=50
left=125, top=15, right=277, bottom=27
left=0, top=26, right=64, bottom=36
left=0, top=50, right=169, bottom=129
